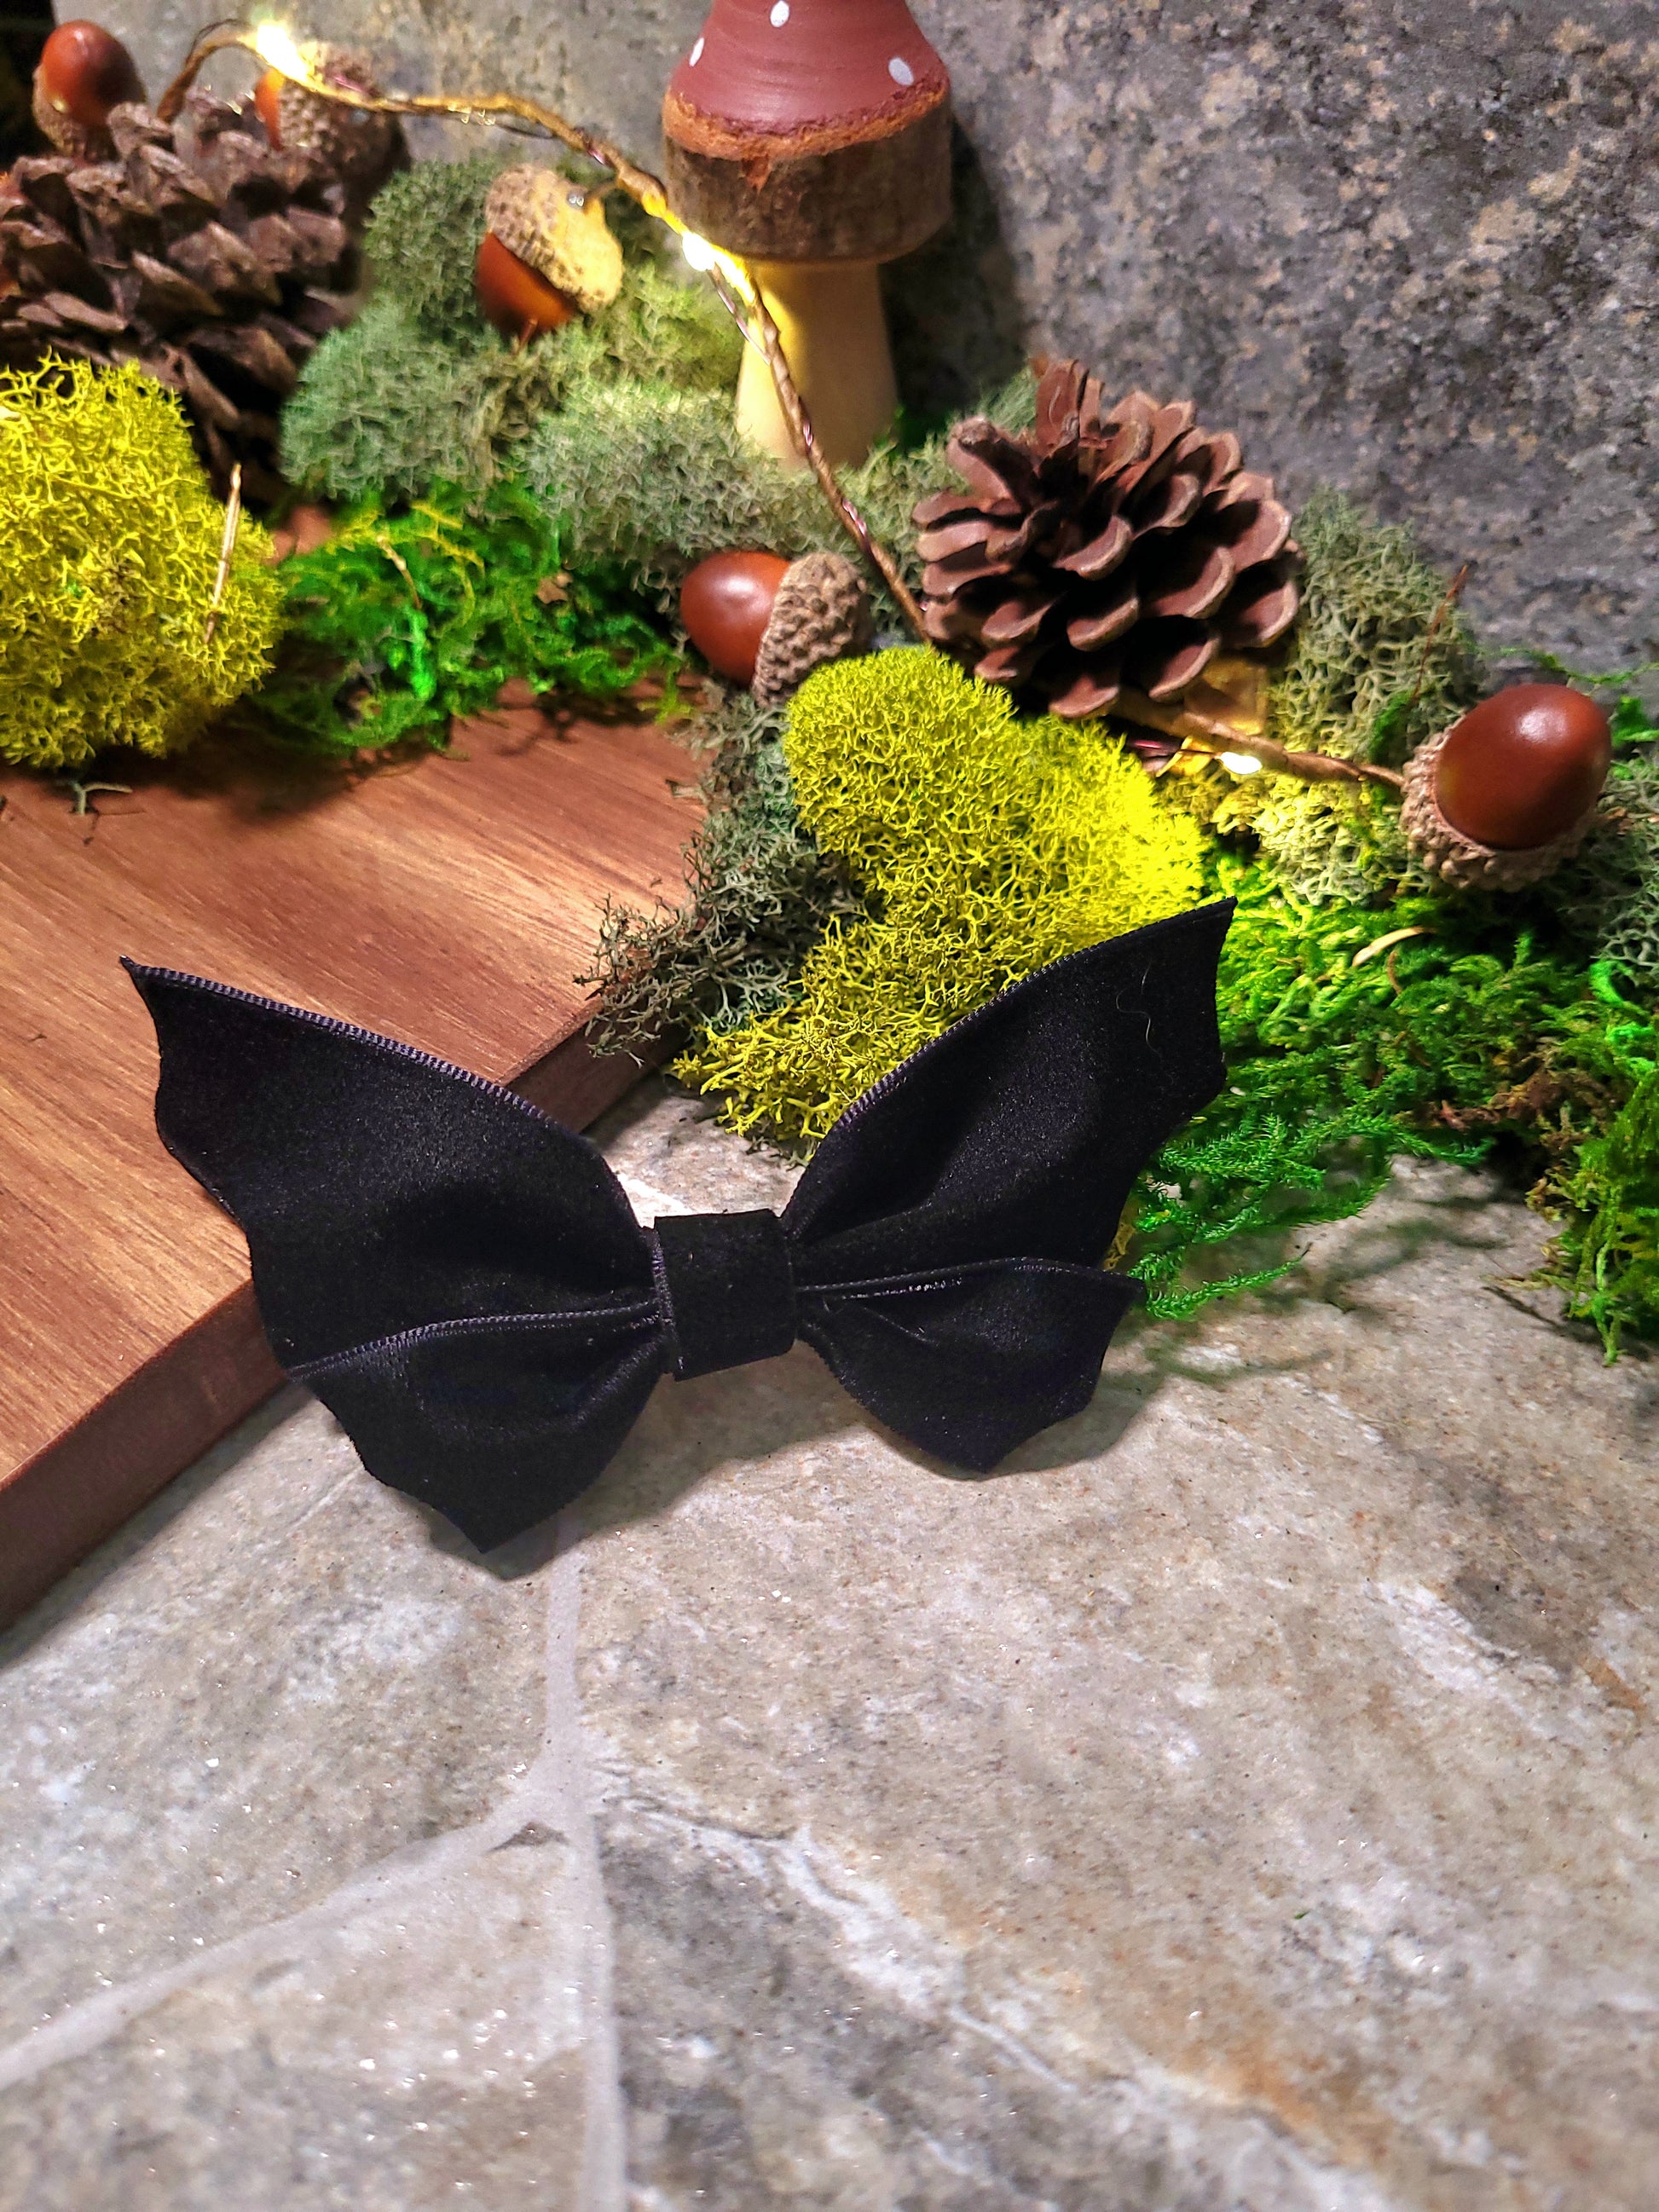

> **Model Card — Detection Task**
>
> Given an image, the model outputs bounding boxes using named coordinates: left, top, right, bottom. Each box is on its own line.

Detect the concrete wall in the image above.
left=101, top=0, right=1659, bottom=662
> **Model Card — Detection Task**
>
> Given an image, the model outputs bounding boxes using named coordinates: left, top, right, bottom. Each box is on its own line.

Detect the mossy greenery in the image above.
left=677, top=650, right=1205, bottom=1141
left=256, top=480, right=678, bottom=755
left=595, top=555, right=1658, bottom=1351
left=280, top=158, right=744, bottom=505
left=0, top=358, right=282, bottom=771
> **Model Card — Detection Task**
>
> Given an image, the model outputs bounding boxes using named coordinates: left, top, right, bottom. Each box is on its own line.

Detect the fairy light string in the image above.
left=158, top=20, right=928, bottom=636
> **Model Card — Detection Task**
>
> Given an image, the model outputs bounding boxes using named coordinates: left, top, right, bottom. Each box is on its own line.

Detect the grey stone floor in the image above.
left=2, top=1081, right=1656, bottom=2210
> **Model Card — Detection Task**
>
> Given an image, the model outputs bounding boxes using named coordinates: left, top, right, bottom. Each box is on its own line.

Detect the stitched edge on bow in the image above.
left=798, top=1256, right=1144, bottom=1303
left=290, top=1301, right=661, bottom=1382
left=797, top=900, right=1235, bottom=1164
left=124, top=959, right=591, bottom=1136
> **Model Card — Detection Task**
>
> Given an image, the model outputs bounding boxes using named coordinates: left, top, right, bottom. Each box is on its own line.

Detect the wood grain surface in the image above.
left=0, top=707, right=697, bottom=1626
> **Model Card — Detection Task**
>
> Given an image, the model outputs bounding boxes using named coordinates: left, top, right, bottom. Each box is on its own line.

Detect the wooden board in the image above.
left=0, top=707, right=697, bottom=1627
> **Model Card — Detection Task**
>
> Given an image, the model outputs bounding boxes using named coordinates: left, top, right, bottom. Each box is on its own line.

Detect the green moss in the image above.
left=1130, top=871, right=1658, bottom=1345
left=281, top=297, right=610, bottom=506
left=361, top=155, right=504, bottom=340
left=0, top=358, right=282, bottom=771
left=281, top=163, right=743, bottom=505
left=585, top=690, right=860, bottom=1059
left=1215, top=488, right=1485, bottom=905
left=254, top=479, right=678, bottom=754
left=522, top=373, right=1017, bottom=623
left=523, top=382, right=825, bottom=599
left=676, top=649, right=1205, bottom=1141
left=1545, top=750, right=1659, bottom=988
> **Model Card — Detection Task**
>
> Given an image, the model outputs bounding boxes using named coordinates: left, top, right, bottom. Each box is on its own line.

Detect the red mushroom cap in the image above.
left=667, top=0, right=948, bottom=159
left=36, top=20, right=144, bottom=130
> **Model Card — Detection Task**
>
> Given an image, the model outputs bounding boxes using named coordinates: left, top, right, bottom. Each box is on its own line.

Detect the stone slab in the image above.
left=1, top=1082, right=1656, bottom=2206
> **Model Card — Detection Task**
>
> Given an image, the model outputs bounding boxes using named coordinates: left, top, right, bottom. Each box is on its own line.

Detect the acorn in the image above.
left=679, top=549, right=873, bottom=702
left=474, top=168, right=624, bottom=344
left=32, top=20, right=145, bottom=160
left=251, top=43, right=404, bottom=217
left=1402, top=683, right=1612, bottom=891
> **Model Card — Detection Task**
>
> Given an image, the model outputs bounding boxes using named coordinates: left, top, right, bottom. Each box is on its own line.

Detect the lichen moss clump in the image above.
left=1180, top=488, right=1484, bottom=906
left=0, top=358, right=281, bottom=771
left=280, top=158, right=745, bottom=504
left=678, top=650, right=1205, bottom=1141
left=585, top=690, right=859, bottom=1059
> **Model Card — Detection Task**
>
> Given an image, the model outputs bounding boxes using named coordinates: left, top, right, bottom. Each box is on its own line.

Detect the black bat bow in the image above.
left=126, top=900, right=1233, bottom=1550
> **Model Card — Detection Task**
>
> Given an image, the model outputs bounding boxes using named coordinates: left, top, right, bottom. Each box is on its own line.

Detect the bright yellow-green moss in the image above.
left=679, top=649, right=1205, bottom=1141
left=0, top=359, right=282, bottom=771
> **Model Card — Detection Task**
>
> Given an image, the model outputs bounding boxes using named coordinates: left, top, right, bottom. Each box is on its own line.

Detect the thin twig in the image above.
left=156, top=23, right=929, bottom=636
left=55, top=778, right=132, bottom=817
left=747, top=298, right=927, bottom=635
left=203, top=460, right=242, bottom=645
left=1403, top=561, right=1471, bottom=735
left=1174, top=725, right=1405, bottom=792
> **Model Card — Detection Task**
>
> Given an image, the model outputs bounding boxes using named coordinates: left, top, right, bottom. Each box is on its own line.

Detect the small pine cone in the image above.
left=1402, top=726, right=1597, bottom=890
left=0, top=90, right=362, bottom=501
left=916, top=357, right=1301, bottom=720
left=753, top=552, right=873, bottom=707
left=269, top=46, right=405, bottom=212
left=483, top=169, right=624, bottom=314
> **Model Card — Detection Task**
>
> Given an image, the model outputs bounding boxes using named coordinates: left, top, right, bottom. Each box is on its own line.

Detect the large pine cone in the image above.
left=0, top=91, right=361, bottom=501
left=916, top=359, right=1302, bottom=720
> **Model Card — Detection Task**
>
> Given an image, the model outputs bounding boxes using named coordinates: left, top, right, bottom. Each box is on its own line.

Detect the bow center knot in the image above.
left=650, top=1210, right=797, bottom=1381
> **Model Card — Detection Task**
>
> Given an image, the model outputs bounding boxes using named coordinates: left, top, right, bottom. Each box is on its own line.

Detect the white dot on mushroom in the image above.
left=689, top=35, right=703, bottom=63
left=770, top=2, right=790, bottom=24
left=888, top=55, right=915, bottom=86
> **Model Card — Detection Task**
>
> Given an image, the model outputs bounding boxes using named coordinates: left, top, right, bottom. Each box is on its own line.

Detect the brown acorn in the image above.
left=31, top=20, right=145, bottom=160
left=474, top=169, right=624, bottom=343
left=681, top=552, right=792, bottom=684
left=680, top=551, right=873, bottom=700
left=1402, top=684, right=1612, bottom=890
left=475, top=232, right=579, bottom=343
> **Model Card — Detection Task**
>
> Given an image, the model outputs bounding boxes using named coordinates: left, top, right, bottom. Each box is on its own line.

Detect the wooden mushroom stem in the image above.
left=736, top=261, right=897, bottom=476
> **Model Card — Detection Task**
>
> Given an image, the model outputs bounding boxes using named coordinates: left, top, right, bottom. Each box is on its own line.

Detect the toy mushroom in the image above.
left=680, top=548, right=873, bottom=702
left=1402, top=683, right=1612, bottom=890
left=662, top=0, right=952, bottom=471
left=32, top=20, right=145, bottom=160
left=474, top=168, right=625, bottom=344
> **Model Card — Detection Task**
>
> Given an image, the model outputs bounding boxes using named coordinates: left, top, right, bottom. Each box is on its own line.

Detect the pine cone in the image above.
left=0, top=91, right=360, bottom=502
left=915, top=358, right=1302, bottom=720
left=753, top=552, right=873, bottom=707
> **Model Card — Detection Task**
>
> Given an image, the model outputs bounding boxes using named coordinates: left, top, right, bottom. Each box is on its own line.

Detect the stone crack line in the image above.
left=542, top=1514, right=627, bottom=2212
left=0, top=1515, right=628, bottom=2198
left=603, top=1783, right=1408, bottom=2212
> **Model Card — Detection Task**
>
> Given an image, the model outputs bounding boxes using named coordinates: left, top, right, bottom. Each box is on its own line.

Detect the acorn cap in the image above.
left=483, top=168, right=625, bottom=315
left=662, top=0, right=951, bottom=263
left=273, top=43, right=404, bottom=194
left=1402, top=725, right=1599, bottom=891
left=752, top=551, right=873, bottom=705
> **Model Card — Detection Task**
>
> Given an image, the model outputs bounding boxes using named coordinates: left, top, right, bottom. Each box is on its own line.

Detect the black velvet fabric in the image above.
left=652, top=1211, right=798, bottom=1379
left=124, top=898, right=1232, bottom=1551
